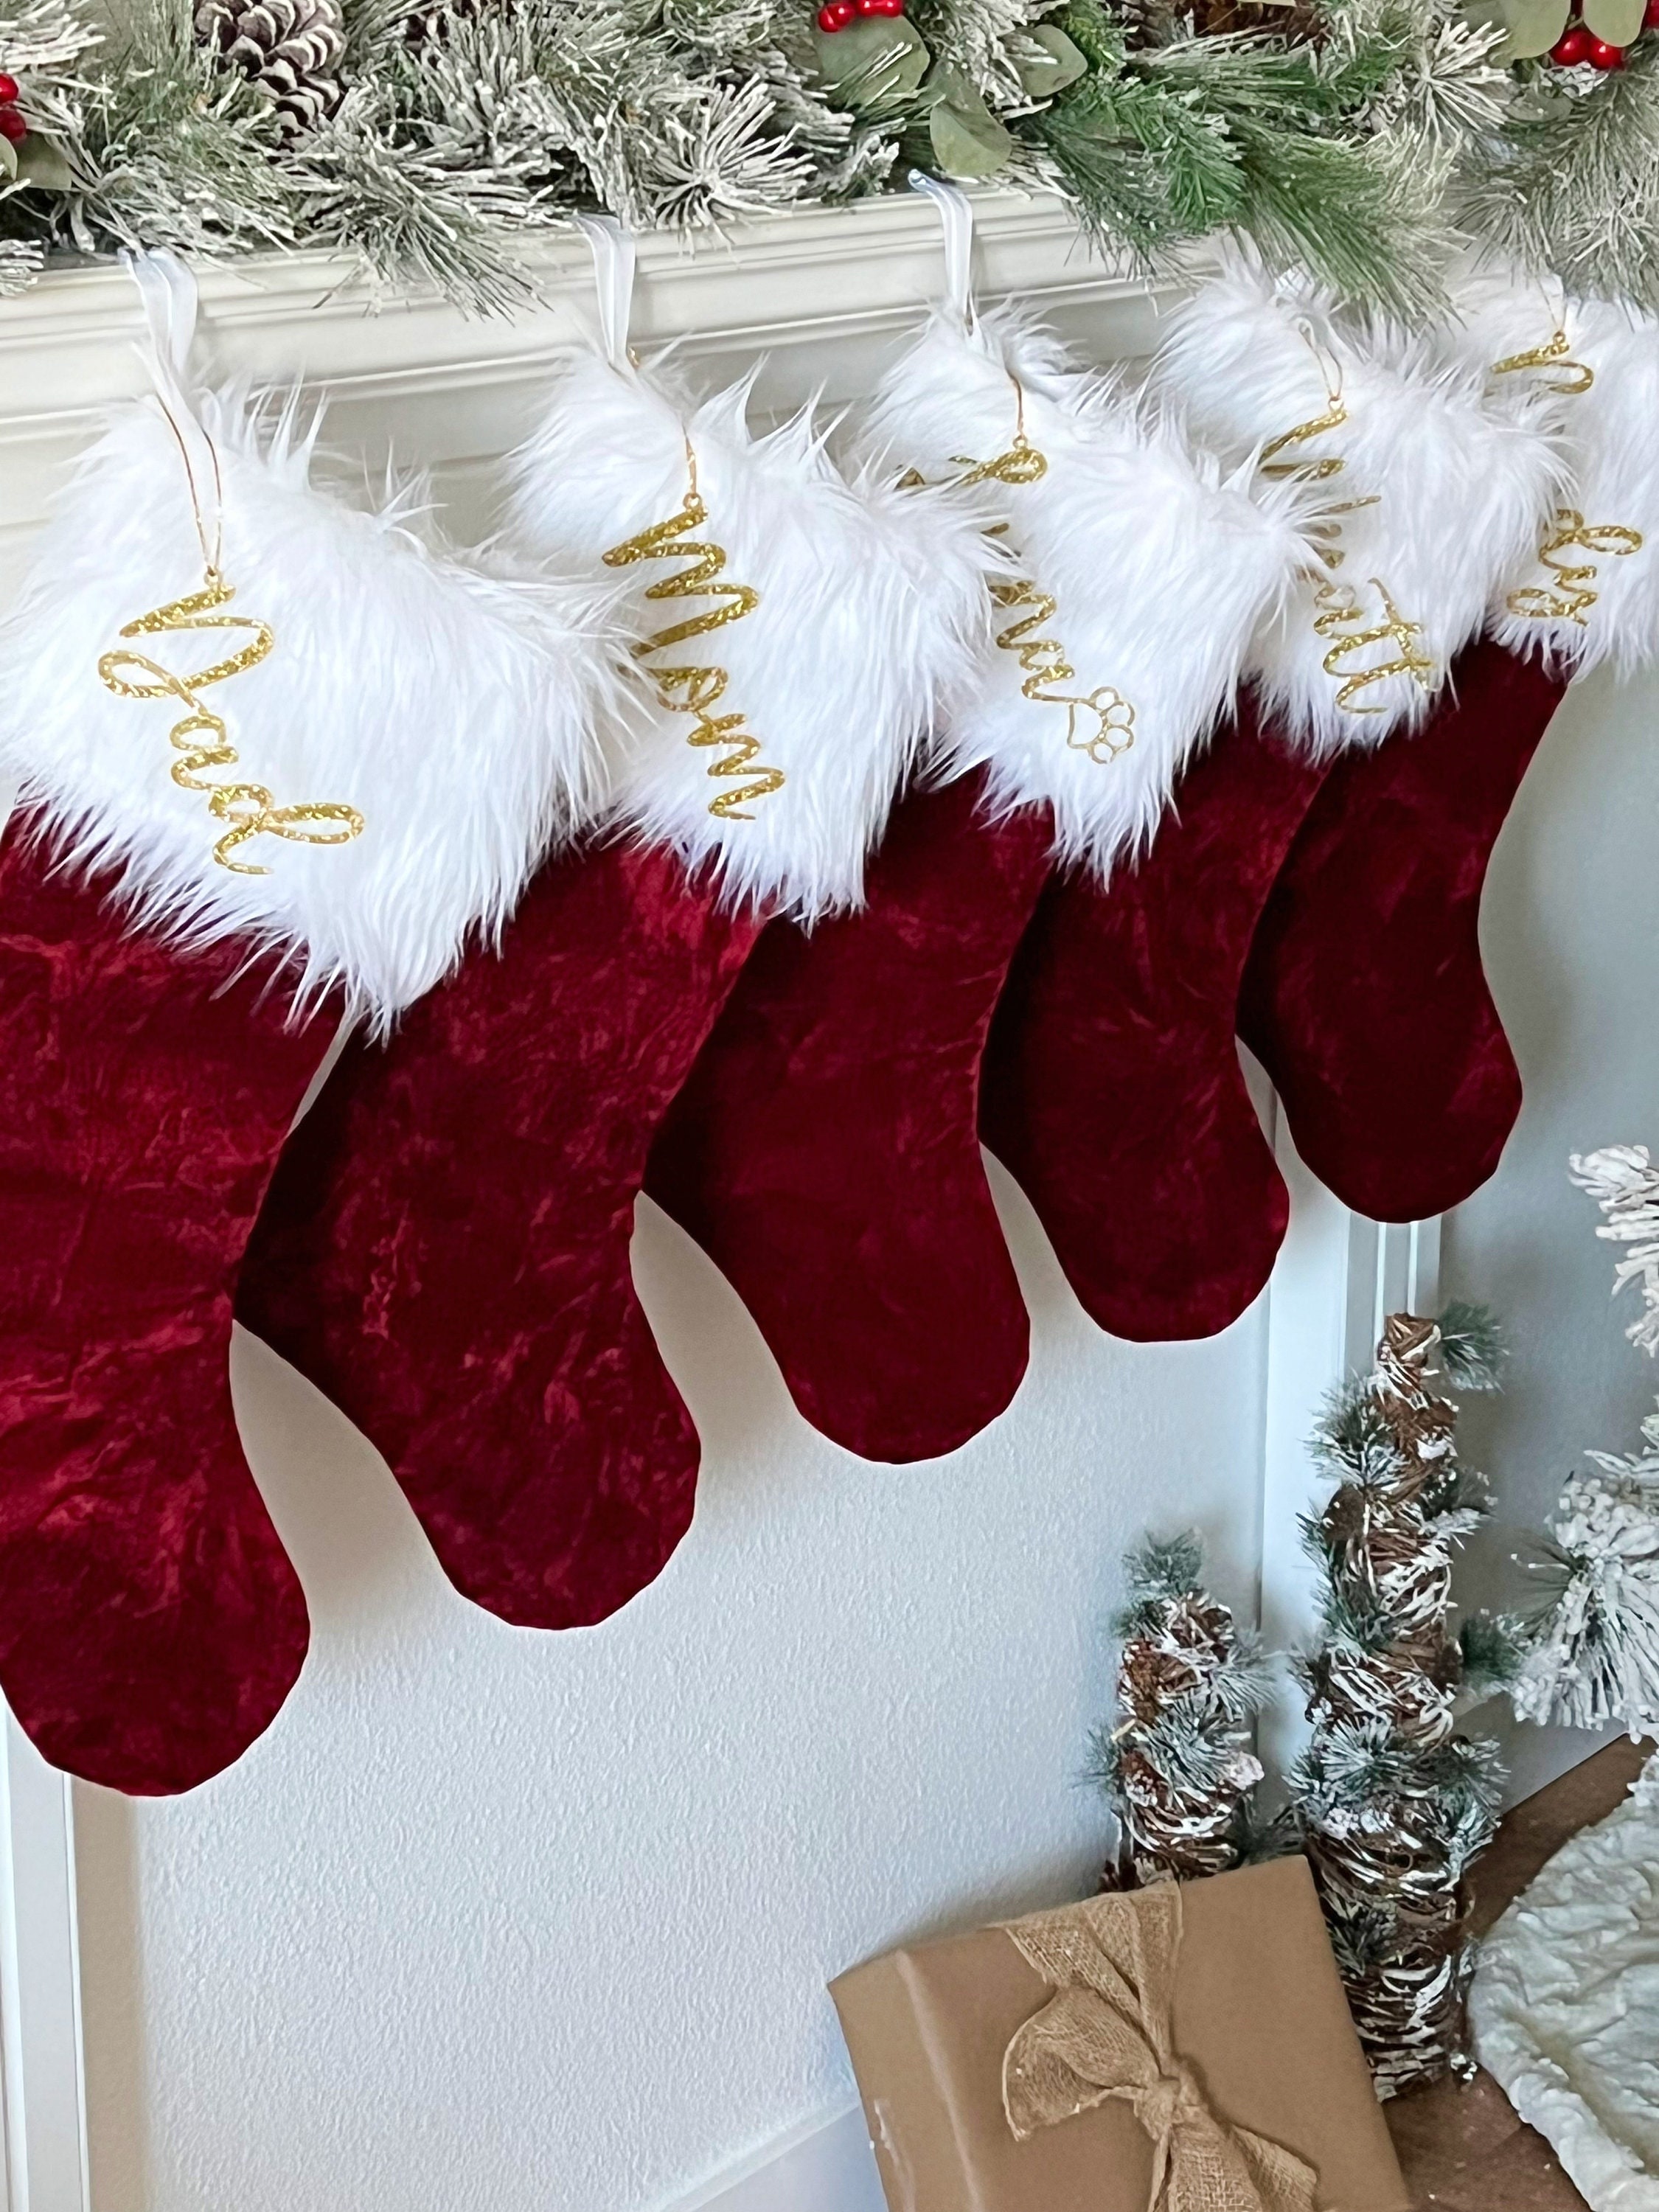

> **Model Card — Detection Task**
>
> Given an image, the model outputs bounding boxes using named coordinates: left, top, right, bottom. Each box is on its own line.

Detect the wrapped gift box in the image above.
left=831, top=1854, right=1409, bottom=2212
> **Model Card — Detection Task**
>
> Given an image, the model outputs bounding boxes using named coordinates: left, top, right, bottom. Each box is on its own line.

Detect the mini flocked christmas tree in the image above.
left=1509, top=1147, right=1659, bottom=1735
left=1287, top=1307, right=1512, bottom=2099
left=1089, top=1531, right=1270, bottom=1890
left=1089, top=1270, right=1659, bottom=2093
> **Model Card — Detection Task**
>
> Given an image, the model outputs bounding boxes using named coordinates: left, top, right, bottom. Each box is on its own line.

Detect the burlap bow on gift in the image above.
left=1000, top=1884, right=1323, bottom=2212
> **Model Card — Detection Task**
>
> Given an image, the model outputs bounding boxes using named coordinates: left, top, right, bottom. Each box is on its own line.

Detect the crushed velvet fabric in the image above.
left=0, top=821, right=330, bottom=1795
left=1239, top=639, right=1570, bottom=1224
left=645, top=771, right=1051, bottom=1464
left=980, top=707, right=1329, bottom=1344
left=237, top=837, right=760, bottom=1630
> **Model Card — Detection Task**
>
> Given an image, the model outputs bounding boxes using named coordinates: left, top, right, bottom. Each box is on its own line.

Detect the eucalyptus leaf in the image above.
left=1495, top=0, right=1572, bottom=58
left=15, top=136, right=73, bottom=192
left=928, top=90, right=1015, bottom=178
left=810, top=15, right=931, bottom=105
left=1461, top=0, right=1512, bottom=35
left=1012, top=21, right=1088, bottom=98
left=1582, top=0, right=1643, bottom=44
left=0, top=135, right=15, bottom=184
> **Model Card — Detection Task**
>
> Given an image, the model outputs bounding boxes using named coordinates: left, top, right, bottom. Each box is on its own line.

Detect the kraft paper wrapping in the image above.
left=830, top=1856, right=1410, bottom=2212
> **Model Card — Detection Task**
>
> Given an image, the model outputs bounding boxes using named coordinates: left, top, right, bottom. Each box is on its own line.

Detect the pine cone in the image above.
left=1180, top=0, right=1326, bottom=39
left=196, top=0, right=346, bottom=136
left=401, top=0, right=479, bottom=47
left=1119, top=1638, right=1199, bottom=1722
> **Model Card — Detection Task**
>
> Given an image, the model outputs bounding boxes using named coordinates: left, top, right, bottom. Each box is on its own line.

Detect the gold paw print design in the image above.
left=911, top=378, right=1138, bottom=769
left=986, top=575, right=1135, bottom=765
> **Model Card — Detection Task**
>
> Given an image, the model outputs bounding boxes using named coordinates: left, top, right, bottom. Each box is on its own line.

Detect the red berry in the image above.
left=1588, top=32, right=1627, bottom=63
left=0, top=74, right=18, bottom=103
left=816, top=0, right=856, bottom=25
left=1645, top=0, right=1659, bottom=27
left=0, top=105, right=25, bottom=145
left=858, top=0, right=906, bottom=12
left=1551, top=22, right=1592, bottom=58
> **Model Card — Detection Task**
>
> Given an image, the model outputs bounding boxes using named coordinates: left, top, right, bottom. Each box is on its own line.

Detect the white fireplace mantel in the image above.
left=0, top=188, right=1183, bottom=596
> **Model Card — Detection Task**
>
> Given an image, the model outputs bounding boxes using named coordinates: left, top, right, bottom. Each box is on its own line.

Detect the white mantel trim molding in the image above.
left=0, top=1720, right=90, bottom=2212
left=651, top=2102, right=882, bottom=2212
left=0, top=187, right=1195, bottom=593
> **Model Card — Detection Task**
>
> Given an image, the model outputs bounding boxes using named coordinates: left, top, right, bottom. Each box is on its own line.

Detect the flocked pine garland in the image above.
left=3, top=7, right=1659, bottom=354
left=0, top=0, right=1612, bottom=319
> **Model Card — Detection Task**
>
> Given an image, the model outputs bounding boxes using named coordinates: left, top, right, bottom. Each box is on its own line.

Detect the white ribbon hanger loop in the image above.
left=574, top=212, right=639, bottom=374
left=122, top=248, right=229, bottom=576
left=908, top=170, right=976, bottom=332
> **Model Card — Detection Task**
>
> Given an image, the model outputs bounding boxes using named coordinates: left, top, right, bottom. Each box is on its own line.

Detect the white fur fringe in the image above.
left=1450, top=274, right=1659, bottom=679
left=0, top=387, right=616, bottom=1034
left=509, top=348, right=991, bottom=921
left=860, top=307, right=1322, bottom=878
left=1152, top=253, right=1565, bottom=756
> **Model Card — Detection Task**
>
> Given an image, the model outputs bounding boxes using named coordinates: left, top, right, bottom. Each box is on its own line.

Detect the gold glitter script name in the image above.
left=1312, top=577, right=1435, bottom=714
left=1493, top=327, right=1594, bottom=397
left=947, top=422, right=1137, bottom=768
left=1507, top=508, right=1644, bottom=626
left=602, top=453, right=776, bottom=822
left=1494, top=319, right=1638, bottom=628
left=1260, top=396, right=1350, bottom=484
left=987, top=579, right=1135, bottom=764
left=1263, top=387, right=1434, bottom=715
left=954, top=437, right=1048, bottom=492
left=98, top=573, right=365, bottom=875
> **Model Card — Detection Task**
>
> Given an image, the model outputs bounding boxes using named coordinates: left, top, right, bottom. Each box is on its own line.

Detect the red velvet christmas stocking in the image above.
left=0, top=255, right=613, bottom=1787
left=0, top=830, right=333, bottom=1795
left=979, top=705, right=1329, bottom=1344
left=242, top=320, right=990, bottom=1623
left=644, top=772, right=1053, bottom=1463
left=468, top=323, right=999, bottom=1479
left=238, top=839, right=760, bottom=1629
left=1238, top=640, right=1571, bottom=1223
left=815, top=234, right=1331, bottom=1381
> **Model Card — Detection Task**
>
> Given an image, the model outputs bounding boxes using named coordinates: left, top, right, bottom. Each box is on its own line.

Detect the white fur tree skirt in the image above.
left=1470, top=1750, right=1659, bottom=2211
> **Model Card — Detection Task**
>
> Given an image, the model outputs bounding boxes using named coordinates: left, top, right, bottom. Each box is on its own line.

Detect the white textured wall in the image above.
left=74, top=1166, right=1268, bottom=2212
left=1441, top=661, right=1659, bottom=1804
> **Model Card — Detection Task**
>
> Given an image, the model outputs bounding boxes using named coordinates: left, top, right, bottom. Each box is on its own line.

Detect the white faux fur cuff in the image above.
left=509, top=349, right=991, bottom=921
left=1152, top=256, right=1565, bottom=754
left=1451, top=277, right=1659, bottom=677
left=0, top=390, right=616, bottom=1034
left=861, top=310, right=1321, bottom=877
